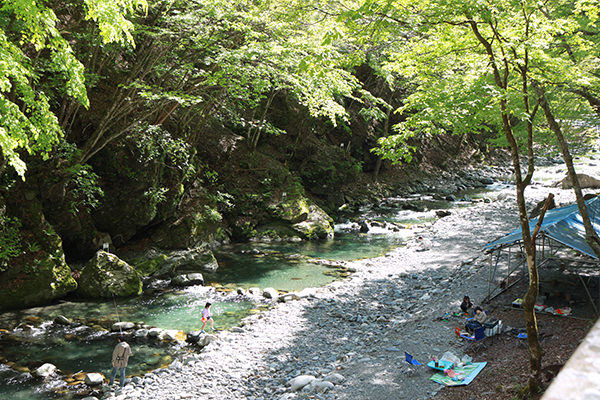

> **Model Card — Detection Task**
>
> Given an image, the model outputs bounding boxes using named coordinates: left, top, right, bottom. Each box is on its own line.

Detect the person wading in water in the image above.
left=201, top=302, right=216, bottom=333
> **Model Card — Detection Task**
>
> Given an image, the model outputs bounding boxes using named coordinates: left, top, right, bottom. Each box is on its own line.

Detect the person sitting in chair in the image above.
left=465, top=306, right=487, bottom=333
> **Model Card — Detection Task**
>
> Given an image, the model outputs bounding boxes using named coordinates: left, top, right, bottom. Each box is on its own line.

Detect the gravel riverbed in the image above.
left=100, top=161, right=595, bottom=400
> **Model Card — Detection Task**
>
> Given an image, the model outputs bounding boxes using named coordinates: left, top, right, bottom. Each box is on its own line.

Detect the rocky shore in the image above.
left=92, top=159, right=594, bottom=400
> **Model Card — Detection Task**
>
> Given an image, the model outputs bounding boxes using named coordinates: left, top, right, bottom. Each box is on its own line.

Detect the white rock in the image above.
left=159, top=329, right=179, bottom=341
left=323, top=373, right=345, bottom=384
left=35, top=363, right=57, bottom=377
left=280, top=293, right=301, bottom=302
left=148, top=328, right=162, bottom=337
left=111, top=321, right=135, bottom=332
left=200, top=334, right=218, bottom=346
left=308, top=380, right=334, bottom=393
left=84, top=372, right=104, bottom=385
left=263, top=287, right=278, bottom=299
left=289, top=375, right=316, bottom=391
left=169, top=360, right=183, bottom=371
left=134, top=329, right=149, bottom=338
left=248, top=287, right=261, bottom=295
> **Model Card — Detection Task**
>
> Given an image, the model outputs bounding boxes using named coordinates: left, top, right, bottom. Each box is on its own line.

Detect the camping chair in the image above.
left=460, top=326, right=487, bottom=349
left=404, top=352, right=421, bottom=373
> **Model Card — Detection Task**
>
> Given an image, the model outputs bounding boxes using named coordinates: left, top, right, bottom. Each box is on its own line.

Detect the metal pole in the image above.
left=579, top=274, right=600, bottom=317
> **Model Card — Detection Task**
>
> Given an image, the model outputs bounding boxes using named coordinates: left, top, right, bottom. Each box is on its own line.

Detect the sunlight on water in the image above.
left=122, top=294, right=254, bottom=331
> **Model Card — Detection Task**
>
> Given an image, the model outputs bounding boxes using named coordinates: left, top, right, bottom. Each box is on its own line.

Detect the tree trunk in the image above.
left=534, top=83, right=600, bottom=257
left=468, top=17, right=542, bottom=393
left=374, top=105, right=392, bottom=182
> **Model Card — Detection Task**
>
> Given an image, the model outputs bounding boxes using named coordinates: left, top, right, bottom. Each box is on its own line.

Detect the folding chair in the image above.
left=460, top=326, right=486, bottom=349
left=404, top=352, right=421, bottom=373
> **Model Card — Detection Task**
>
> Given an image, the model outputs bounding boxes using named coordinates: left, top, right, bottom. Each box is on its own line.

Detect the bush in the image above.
left=0, top=214, right=22, bottom=272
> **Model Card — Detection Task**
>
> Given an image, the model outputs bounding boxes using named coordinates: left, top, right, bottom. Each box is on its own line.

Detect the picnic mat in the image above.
left=430, top=362, right=487, bottom=386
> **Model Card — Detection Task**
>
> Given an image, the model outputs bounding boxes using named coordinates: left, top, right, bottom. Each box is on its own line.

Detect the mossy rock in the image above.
left=270, top=197, right=334, bottom=240
left=132, top=254, right=168, bottom=277
left=76, top=251, right=142, bottom=298
left=0, top=222, right=77, bottom=311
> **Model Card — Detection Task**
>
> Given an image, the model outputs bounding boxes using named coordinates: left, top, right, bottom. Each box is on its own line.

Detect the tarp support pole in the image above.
left=579, top=274, right=600, bottom=318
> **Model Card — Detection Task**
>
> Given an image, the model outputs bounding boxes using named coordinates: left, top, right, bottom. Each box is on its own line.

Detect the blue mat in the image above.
left=430, top=362, right=487, bottom=386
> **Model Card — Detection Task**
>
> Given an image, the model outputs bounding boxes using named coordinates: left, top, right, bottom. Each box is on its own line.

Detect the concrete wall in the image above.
left=543, top=318, right=600, bottom=399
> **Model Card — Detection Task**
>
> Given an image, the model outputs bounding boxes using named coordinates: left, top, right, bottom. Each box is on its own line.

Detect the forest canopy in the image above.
left=1, top=0, right=598, bottom=179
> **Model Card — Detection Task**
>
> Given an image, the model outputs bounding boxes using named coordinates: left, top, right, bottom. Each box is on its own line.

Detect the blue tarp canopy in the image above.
left=485, top=196, right=600, bottom=259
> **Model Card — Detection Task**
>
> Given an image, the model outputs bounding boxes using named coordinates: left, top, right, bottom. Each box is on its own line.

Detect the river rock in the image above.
left=248, top=287, right=261, bottom=296
left=323, top=373, right=345, bottom=384
left=169, top=360, right=183, bottom=371
left=35, top=363, right=57, bottom=377
left=280, top=293, right=301, bottom=302
left=530, top=196, right=557, bottom=218
left=54, top=315, right=71, bottom=325
left=159, top=330, right=179, bottom=341
left=289, top=375, right=316, bottom=391
left=84, top=372, right=104, bottom=385
left=308, top=380, right=334, bottom=393
left=435, top=210, right=451, bottom=218
left=263, top=288, right=278, bottom=299
left=148, top=327, right=162, bottom=337
left=77, top=251, right=142, bottom=298
left=186, top=331, right=202, bottom=343
left=172, top=273, right=204, bottom=286
left=199, top=334, right=218, bottom=346
left=134, top=328, right=149, bottom=338
left=112, top=321, right=135, bottom=332
left=274, top=198, right=334, bottom=239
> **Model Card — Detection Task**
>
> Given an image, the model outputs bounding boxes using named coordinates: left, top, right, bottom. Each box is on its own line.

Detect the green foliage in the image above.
left=129, top=124, right=195, bottom=180
left=65, top=163, right=104, bottom=214
left=0, top=0, right=144, bottom=177
left=0, top=214, right=22, bottom=271
left=300, top=152, right=363, bottom=189
left=143, top=186, right=169, bottom=207
left=339, top=0, right=600, bottom=162
left=371, top=130, right=416, bottom=164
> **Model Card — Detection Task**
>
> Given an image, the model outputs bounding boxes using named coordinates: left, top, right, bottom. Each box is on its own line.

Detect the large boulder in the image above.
left=76, top=251, right=142, bottom=298
left=271, top=198, right=334, bottom=240
left=126, top=247, right=218, bottom=278
left=0, top=194, right=77, bottom=311
left=558, top=174, right=600, bottom=189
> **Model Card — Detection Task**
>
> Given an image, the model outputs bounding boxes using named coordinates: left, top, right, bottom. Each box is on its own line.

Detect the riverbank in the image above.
left=99, top=157, right=598, bottom=400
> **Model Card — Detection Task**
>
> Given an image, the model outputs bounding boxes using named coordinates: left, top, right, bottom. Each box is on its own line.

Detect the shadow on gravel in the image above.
left=247, top=264, right=466, bottom=400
